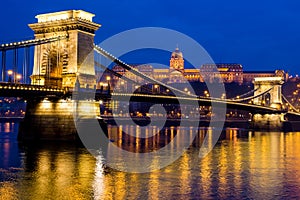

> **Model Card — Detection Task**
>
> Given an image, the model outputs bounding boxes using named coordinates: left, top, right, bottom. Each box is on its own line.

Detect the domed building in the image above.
left=108, top=46, right=287, bottom=89
left=170, top=47, right=184, bottom=73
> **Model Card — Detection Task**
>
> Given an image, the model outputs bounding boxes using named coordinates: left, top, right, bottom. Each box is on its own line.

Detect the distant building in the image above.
left=243, top=70, right=288, bottom=83
left=170, top=47, right=184, bottom=73
left=200, top=63, right=243, bottom=84
left=104, top=47, right=288, bottom=90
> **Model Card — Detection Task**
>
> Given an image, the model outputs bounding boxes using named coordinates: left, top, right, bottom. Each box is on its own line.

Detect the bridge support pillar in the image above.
left=18, top=98, right=100, bottom=141
left=251, top=113, right=286, bottom=131
left=253, top=77, right=284, bottom=109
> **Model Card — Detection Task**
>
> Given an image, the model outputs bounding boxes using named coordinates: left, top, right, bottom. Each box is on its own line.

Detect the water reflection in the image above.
left=1, top=124, right=300, bottom=199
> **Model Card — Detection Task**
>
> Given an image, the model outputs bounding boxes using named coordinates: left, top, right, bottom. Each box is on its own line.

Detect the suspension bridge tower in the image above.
left=29, top=10, right=101, bottom=88
left=19, top=10, right=101, bottom=141
left=253, top=77, right=284, bottom=109
left=252, top=76, right=286, bottom=130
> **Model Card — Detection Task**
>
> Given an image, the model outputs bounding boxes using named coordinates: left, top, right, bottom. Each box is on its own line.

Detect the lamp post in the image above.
left=7, top=70, right=13, bottom=83
left=106, top=76, right=111, bottom=93
left=154, top=84, right=159, bottom=93
left=16, top=74, right=22, bottom=84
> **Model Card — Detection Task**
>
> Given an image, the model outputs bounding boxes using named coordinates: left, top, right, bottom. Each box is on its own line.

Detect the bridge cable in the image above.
left=13, top=48, right=18, bottom=83
left=282, top=94, right=299, bottom=113
left=57, top=38, right=61, bottom=83
left=1, top=50, right=6, bottom=81
left=44, top=43, right=51, bottom=85
left=230, top=87, right=260, bottom=100
left=22, top=48, right=26, bottom=84
left=94, top=45, right=197, bottom=98
left=26, top=47, right=30, bottom=84
left=227, top=87, right=274, bottom=102
left=95, top=61, right=154, bottom=94
left=0, top=35, right=69, bottom=51
left=37, top=44, right=41, bottom=85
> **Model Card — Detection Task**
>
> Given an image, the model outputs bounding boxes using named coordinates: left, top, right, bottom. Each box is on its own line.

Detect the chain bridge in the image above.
left=0, top=10, right=299, bottom=140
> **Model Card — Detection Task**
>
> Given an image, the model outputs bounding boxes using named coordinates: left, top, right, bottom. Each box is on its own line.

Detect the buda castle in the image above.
left=106, top=47, right=287, bottom=89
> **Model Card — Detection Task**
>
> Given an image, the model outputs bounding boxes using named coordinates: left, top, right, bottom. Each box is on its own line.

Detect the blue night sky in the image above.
left=0, top=0, right=300, bottom=75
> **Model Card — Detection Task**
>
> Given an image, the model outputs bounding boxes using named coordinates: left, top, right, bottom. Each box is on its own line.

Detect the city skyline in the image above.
left=0, top=1, right=299, bottom=75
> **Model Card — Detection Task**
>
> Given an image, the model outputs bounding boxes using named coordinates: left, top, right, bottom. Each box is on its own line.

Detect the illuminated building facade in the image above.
left=243, top=70, right=288, bottom=83
left=106, top=47, right=288, bottom=89
left=200, top=63, right=243, bottom=84
left=170, top=47, right=184, bottom=73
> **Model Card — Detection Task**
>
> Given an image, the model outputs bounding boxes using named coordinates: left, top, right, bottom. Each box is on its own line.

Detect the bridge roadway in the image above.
left=0, top=83, right=294, bottom=115
left=0, top=82, right=65, bottom=98
left=106, top=92, right=288, bottom=114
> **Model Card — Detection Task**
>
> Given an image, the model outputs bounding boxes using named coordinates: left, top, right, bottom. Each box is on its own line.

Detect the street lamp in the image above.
left=154, top=84, right=159, bottom=93
left=7, top=70, right=13, bottom=83
left=106, top=76, right=111, bottom=93
left=16, top=74, right=22, bottom=83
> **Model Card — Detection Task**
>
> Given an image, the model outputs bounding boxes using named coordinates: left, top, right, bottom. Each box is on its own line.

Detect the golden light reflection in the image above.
left=199, top=145, right=213, bottom=198
left=0, top=182, right=18, bottom=200
left=218, top=141, right=228, bottom=194
left=93, top=155, right=105, bottom=200
left=136, top=126, right=140, bottom=147
left=225, top=128, right=238, bottom=141
left=232, top=132, right=242, bottom=196
left=35, top=152, right=51, bottom=197
left=5, top=125, right=300, bottom=199
left=118, top=125, right=123, bottom=146
left=4, top=123, right=11, bottom=133
left=17, top=148, right=97, bottom=200
left=247, top=132, right=286, bottom=198
left=179, top=152, right=191, bottom=196
left=40, top=99, right=51, bottom=109
left=148, top=171, right=160, bottom=200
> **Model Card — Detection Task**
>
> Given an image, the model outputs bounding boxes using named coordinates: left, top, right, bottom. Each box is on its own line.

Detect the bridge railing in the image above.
left=0, top=82, right=65, bottom=92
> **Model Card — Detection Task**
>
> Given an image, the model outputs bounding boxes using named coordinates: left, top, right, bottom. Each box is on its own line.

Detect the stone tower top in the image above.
left=29, top=10, right=100, bottom=35
left=36, top=10, right=95, bottom=23
left=29, top=10, right=100, bottom=88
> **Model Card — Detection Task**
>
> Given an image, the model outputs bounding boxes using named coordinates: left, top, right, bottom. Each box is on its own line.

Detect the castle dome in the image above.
left=171, top=47, right=183, bottom=59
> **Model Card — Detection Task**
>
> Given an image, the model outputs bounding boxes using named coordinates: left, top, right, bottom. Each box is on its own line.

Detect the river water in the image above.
left=1, top=121, right=300, bottom=199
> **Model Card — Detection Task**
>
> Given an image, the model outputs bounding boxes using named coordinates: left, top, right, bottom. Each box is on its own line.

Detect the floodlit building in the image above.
left=104, top=47, right=288, bottom=90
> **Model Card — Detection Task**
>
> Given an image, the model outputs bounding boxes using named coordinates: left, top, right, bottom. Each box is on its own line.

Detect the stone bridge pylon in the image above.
left=29, top=10, right=100, bottom=88
left=253, top=77, right=284, bottom=109
left=19, top=10, right=101, bottom=141
left=252, top=76, right=286, bottom=130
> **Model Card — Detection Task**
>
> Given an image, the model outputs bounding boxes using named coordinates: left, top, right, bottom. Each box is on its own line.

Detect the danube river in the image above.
left=1, top=121, right=300, bottom=199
